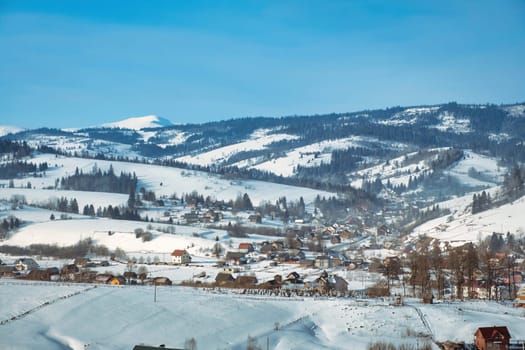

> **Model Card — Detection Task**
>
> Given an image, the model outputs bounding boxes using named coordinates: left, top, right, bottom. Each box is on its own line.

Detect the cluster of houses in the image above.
left=214, top=269, right=350, bottom=296
left=0, top=256, right=173, bottom=286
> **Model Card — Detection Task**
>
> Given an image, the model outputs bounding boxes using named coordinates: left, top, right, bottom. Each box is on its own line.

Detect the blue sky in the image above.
left=1, top=0, right=524, bottom=129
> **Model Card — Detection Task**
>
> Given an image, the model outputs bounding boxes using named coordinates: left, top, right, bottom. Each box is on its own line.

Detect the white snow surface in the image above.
left=445, top=150, right=504, bottom=188
left=504, top=104, right=525, bottom=117
left=176, top=128, right=299, bottom=167
left=0, top=125, right=24, bottom=137
left=413, top=193, right=525, bottom=244
left=0, top=154, right=333, bottom=205
left=430, top=112, right=471, bottom=133
left=0, top=280, right=523, bottom=350
left=101, top=115, right=173, bottom=130
left=249, top=136, right=409, bottom=177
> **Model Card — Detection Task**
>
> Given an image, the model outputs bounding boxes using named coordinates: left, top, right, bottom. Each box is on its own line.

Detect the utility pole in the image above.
left=154, top=281, right=157, bottom=303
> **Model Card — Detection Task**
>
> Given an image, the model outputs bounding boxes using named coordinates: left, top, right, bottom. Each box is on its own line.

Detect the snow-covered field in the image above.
left=0, top=280, right=523, bottom=350
left=413, top=193, right=525, bottom=244
left=0, top=154, right=333, bottom=206
left=177, top=128, right=299, bottom=168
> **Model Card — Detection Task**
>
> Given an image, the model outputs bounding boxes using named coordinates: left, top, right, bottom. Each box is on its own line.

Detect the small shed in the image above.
left=474, top=326, right=511, bottom=350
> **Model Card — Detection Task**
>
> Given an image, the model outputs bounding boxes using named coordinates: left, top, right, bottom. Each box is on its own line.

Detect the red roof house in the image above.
left=474, top=326, right=511, bottom=350
left=171, top=249, right=191, bottom=265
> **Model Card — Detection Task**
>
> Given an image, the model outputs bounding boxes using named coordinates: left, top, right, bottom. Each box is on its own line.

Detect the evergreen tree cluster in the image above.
left=428, top=148, right=463, bottom=170
left=472, top=190, right=492, bottom=214
left=94, top=205, right=142, bottom=221
left=233, top=193, right=254, bottom=212
left=0, top=216, right=22, bottom=239
left=0, top=161, right=48, bottom=179
left=43, top=197, right=79, bottom=214
left=0, top=140, right=32, bottom=158
left=60, top=165, right=137, bottom=194
left=0, top=238, right=112, bottom=259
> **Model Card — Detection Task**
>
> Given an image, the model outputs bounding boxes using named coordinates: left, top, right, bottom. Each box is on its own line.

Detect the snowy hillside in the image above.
left=0, top=154, right=333, bottom=205
left=0, top=125, right=24, bottom=137
left=0, top=281, right=524, bottom=350
left=101, top=115, right=174, bottom=130
left=413, top=192, right=525, bottom=244
left=176, top=128, right=299, bottom=168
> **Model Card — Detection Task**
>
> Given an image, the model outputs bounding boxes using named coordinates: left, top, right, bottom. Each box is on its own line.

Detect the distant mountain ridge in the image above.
left=2, top=102, right=525, bottom=206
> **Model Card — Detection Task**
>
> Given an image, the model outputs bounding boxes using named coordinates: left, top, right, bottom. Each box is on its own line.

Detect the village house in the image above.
left=14, top=258, right=39, bottom=272
left=314, top=255, right=331, bottom=269
left=225, top=251, right=247, bottom=265
left=261, top=274, right=282, bottom=289
left=215, top=272, right=236, bottom=286
left=171, top=249, right=191, bottom=265
left=282, top=271, right=304, bottom=290
left=248, top=213, right=262, bottom=224
left=152, top=277, right=172, bottom=285
left=315, top=271, right=349, bottom=294
left=61, top=264, right=79, bottom=281
left=183, top=211, right=200, bottom=224
left=95, top=273, right=113, bottom=284
left=0, top=265, right=15, bottom=277
left=74, top=257, right=91, bottom=268
left=235, top=275, right=258, bottom=287
left=474, top=326, right=511, bottom=350
left=238, top=243, right=255, bottom=253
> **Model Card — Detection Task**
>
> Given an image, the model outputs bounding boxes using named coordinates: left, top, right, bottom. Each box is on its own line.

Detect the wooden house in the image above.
left=14, top=258, right=39, bottom=272
left=225, top=251, right=247, bottom=265
left=236, top=275, right=258, bottom=287
left=315, top=272, right=349, bottom=294
left=61, top=264, right=79, bottom=281
left=25, top=269, right=52, bottom=281
left=238, top=243, right=255, bottom=253
left=248, top=214, right=262, bottom=224
left=95, top=274, right=113, bottom=284
left=474, top=326, right=511, bottom=350
left=74, top=257, right=91, bottom=268
left=0, top=265, right=15, bottom=277
left=261, top=274, right=282, bottom=289
left=171, top=249, right=191, bottom=265
left=215, top=272, right=236, bottom=286
left=152, top=277, right=172, bottom=286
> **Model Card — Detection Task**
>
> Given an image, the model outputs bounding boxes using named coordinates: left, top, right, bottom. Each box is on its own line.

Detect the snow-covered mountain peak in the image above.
left=101, top=115, right=174, bottom=130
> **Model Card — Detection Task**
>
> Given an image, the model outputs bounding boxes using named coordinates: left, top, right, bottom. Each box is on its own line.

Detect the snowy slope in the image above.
left=0, top=281, right=523, bottom=350
left=413, top=193, right=525, bottom=244
left=0, top=125, right=24, bottom=137
left=101, top=115, right=173, bottom=130
left=0, top=154, right=333, bottom=205
left=176, top=128, right=298, bottom=167
left=246, top=136, right=408, bottom=177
